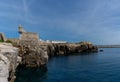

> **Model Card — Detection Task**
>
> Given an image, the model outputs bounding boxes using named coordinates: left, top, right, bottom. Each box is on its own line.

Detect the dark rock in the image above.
left=46, top=42, right=98, bottom=56
left=18, top=45, right=48, bottom=68
left=100, top=49, right=104, bottom=52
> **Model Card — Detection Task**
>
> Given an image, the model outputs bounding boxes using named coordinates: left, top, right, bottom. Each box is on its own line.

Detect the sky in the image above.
left=0, top=0, right=120, bottom=45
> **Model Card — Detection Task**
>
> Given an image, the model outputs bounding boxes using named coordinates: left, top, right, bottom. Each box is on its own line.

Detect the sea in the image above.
left=15, top=48, right=120, bottom=82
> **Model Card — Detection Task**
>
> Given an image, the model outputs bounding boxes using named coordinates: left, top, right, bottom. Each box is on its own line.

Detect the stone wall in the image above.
left=19, top=32, right=39, bottom=40
left=18, top=32, right=48, bottom=67
left=19, top=32, right=39, bottom=46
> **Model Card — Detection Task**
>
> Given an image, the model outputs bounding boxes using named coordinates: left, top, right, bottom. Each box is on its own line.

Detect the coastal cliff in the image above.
left=0, top=43, right=21, bottom=82
left=6, top=26, right=97, bottom=68
left=40, top=42, right=98, bottom=57
left=18, top=45, right=48, bottom=67
left=0, top=26, right=98, bottom=82
left=14, top=41, right=97, bottom=67
left=17, top=32, right=48, bottom=67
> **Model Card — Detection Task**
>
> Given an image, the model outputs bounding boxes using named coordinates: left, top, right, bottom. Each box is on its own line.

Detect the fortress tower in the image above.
left=18, top=25, right=25, bottom=34
left=18, top=25, right=39, bottom=46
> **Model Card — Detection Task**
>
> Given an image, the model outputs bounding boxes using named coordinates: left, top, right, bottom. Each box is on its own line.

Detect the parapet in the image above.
left=19, top=32, right=39, bottom=46
left=19, top=32, right=39, bottom=40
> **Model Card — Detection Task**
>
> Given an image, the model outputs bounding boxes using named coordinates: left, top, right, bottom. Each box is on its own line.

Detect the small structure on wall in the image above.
left=18, top=25, right=26, bottom=34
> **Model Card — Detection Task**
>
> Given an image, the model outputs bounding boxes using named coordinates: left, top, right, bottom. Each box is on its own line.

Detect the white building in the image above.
left=45, top=40, right=67, bottom=43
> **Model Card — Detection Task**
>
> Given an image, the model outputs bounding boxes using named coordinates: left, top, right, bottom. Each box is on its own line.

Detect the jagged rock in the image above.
left=46, top=42, right=98, bottom=56
left=0, top=43, right=21, bottom=82
left=18, top=30, right=48, bottom=67
left=19, top=45, right=48, bottom=67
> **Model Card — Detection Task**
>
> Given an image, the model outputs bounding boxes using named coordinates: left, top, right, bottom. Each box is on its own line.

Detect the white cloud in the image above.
left=0, top=0, right=120, bottom=44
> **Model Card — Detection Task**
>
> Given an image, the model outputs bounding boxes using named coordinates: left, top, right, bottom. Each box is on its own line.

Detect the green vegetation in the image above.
left=5, top=40, right=12, bottom=43
left=0, top=40, right=4, bottom=42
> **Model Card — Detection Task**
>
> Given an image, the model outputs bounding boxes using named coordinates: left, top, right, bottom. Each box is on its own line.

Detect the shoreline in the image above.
left=0, top=26, right=98, bottom=82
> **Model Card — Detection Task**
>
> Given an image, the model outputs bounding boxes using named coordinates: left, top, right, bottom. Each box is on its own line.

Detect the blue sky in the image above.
left=0, top=0, right=120, bottom=45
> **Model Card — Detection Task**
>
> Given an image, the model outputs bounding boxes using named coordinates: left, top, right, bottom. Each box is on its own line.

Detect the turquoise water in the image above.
left=15, top=48, right=120, bottom=82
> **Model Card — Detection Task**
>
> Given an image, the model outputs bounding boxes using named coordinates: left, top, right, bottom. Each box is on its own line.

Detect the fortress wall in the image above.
left=19, top=32, right=39, bottom=46
left=20, top=32, right=39, bottom=40
left=7, top=32, right=40, bottom=46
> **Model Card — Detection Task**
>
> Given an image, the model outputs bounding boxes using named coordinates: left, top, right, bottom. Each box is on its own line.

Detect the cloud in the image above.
left=22, top=0, right=29, bottom=16
left=29, top=0, right=120, bottom=44
left=0, top=0, right=120, bottom=44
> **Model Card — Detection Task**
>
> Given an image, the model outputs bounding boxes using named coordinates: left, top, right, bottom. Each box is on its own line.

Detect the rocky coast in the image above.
left=15, top=37, right=97, bottom=68
left=0, top=26, right=98, bottom=82
left=0, top=43, right=21, bottom=82
left=46, top=42, right=98, bottom=56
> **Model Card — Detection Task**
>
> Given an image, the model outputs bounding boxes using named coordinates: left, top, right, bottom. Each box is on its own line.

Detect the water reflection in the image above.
left=15, top=65, right=47, bottom=82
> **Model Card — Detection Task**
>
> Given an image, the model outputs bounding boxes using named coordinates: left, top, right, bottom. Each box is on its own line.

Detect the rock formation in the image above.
left=0, top=26, right=98, bottom=82
left=0, top=43, right=21, bottom=82
left=18, top=45, right=48, bottom=67
left=45, top=42, right=98, bottom=57
left=18, top=26, right=48, bottom=67
left=8, top=26, right=97, bottom=67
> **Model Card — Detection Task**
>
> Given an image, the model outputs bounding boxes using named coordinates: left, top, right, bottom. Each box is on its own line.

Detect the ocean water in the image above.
left=15, top=48, right=120, bottom=82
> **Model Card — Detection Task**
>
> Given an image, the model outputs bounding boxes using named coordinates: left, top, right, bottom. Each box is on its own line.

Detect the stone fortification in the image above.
left=20, top=32, right=39, bottom=40
left=19, top=32, right=39, bottom=46
left=18, top=26, right=48, bottom=67
left=18, top=25, right=25, bottom=34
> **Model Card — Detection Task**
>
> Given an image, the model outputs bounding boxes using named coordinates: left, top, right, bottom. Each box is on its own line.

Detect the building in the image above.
left=45, top=40, right=67, bottom=43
